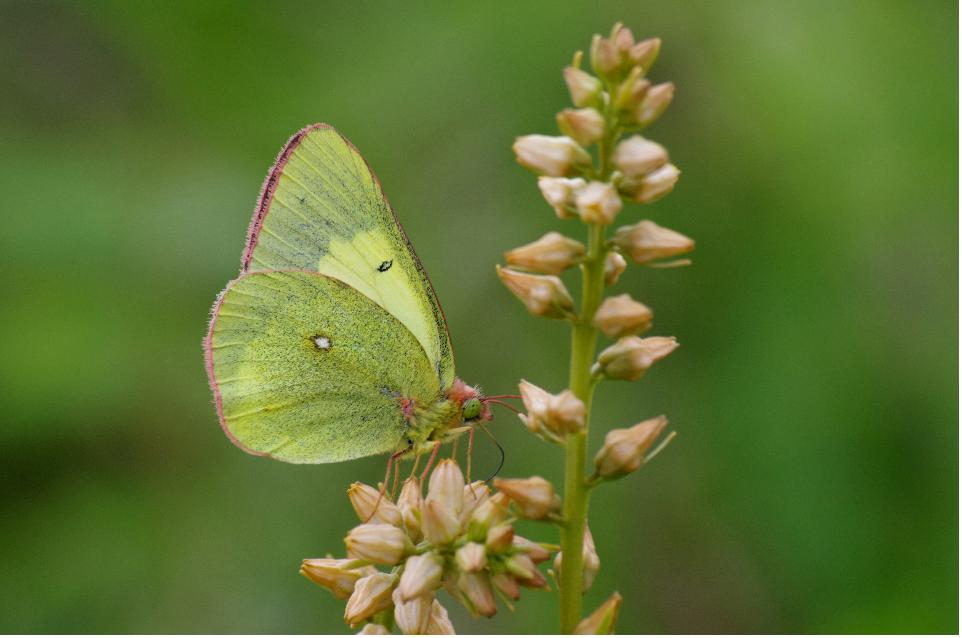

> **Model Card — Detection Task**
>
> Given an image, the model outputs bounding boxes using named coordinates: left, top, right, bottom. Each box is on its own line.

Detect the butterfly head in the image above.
left=448, top=378, right=493, bottom=423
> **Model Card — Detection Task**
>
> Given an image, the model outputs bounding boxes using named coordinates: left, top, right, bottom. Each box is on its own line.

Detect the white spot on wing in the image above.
left=313, top=336, right=331, bottom=350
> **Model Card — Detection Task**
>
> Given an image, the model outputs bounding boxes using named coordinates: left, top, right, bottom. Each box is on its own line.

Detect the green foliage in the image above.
left=0, top=0, right=956, bottom=633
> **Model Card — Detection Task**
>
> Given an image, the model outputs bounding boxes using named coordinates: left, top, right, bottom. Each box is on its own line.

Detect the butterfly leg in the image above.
left=466, top=425, right=475, bottom=484
left=419, top=441, right=442, bottom=483
left=366, top=449, right=407, bottom=523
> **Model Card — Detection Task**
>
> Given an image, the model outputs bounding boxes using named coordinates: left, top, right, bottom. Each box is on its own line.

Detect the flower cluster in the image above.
left=497, top=23, right=693, bottom=632
left=302, top=460, right=561, bottom=634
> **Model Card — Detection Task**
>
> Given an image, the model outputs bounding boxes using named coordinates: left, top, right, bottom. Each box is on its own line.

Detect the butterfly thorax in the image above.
left=401, top=378, right=488, bottom=456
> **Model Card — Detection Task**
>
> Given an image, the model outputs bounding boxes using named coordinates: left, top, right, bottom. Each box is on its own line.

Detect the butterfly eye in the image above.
left=462, top=397, right=481, bottom=420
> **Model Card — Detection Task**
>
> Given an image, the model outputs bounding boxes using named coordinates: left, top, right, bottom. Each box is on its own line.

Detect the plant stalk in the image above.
left=559, top=222, right=608, bottom=633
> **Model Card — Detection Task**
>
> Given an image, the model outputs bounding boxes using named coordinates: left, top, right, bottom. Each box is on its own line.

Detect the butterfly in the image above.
left=204, top=124, right=493, bottom=464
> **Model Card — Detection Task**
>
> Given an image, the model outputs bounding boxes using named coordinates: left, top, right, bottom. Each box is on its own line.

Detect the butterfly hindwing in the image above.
left=205, top=270, right=440, bottom=463
left=243, top=124, right=454, bottom=390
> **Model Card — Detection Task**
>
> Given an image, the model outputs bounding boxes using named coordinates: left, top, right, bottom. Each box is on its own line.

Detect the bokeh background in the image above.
left=1, top=0, right=957, bottom=633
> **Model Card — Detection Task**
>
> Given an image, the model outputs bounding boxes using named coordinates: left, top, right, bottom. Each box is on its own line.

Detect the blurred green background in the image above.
left=1, top=0, right=957, bottom=633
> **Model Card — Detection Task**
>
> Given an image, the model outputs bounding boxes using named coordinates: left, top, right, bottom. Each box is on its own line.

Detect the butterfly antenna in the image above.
left=485, top=398, right=522, bottom=414
left=478, top=422, right=505, bottom=482
left=485, top=394, right=522, bottom=401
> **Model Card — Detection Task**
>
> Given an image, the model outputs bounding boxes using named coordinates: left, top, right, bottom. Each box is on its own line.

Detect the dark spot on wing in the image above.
left=377, top=259, right=393, bottom=272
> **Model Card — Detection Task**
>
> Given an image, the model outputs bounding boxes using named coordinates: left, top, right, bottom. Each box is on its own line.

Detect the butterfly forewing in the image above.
left=206, top=270, right=439, bottom=463
left=243, top=124, right=455, bottom=390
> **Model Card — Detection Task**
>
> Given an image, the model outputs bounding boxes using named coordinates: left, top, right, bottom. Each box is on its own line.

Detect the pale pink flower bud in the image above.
left=554, top=526, right=600, bottom=592
left=347, top=482, right=403, bottom=527
left=590, top=33, right=620, bottom=77
left=593, top=294, right=654, bottom=338
left=622, top=163, right=680, bottom=204
left=556, top=107, right=605, bottom=147
left=491, top=571, right=521, bottom=600
left=344, top=572, right=395, bottom=626
left=635, top=82, right=674, bottom=128
left=574, top=591, right=623, bottom=634
left=484, top=522, right=514, bottom=553
left=456, top=571, right=498, bottom=617
left=512, top=535, right=552, bottom=564
left=537, top=176, right=586, bottom=219
left=518, top=379, right=552, bottom=436
left=300, top=558, right=366, bottom=600
left=426, top=599, right=456, bottom=634
left=575, top=181, right=623, bottom=225
left=392, top=587, right=433, bottom=635
left=593, top=336, right=678, bottom=381
left=612, top=68, right=651, bottom=112
left=612, top=135, right=669, bottom=178
left=612, top=25, right=635, bottom=56
left=455, top=542, right=488, bottom=573
left=504, top=231, right=584, bottom=275
left=604, top=251, right=628, bottom=286
left=563, top=66, right=603, bottom=108
left=345, top=523, right=411, bottom=565
left=398, top=552, right=444, bottom=601
left=611, top=220, right=694, bottom=264
left=460, top=481, right=490, bottom=525
left=513, top=134, right=591, bottom=177
left=356, top=623, right=391, bottom=635
left=545, top=389, right=587, bottom=435
left=469, top=492, right=510, bottom=534
left=428, top=459, right=465, bottom=516
left=505, top=553, right=547, bottom=588
left=421, top=498, right=461, bottom=546
left=397, top=477, right=423, bottom=542
left=629, top=37, right=661, bottom=73
left=496, top=266, right=574, bottom=319
left=594, top=415, right=670, bottom=479
left=493, top=476, right=561, bottom=520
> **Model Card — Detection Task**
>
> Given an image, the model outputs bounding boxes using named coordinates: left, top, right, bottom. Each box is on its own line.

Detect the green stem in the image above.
left=559, top=223, right=607, bottom=633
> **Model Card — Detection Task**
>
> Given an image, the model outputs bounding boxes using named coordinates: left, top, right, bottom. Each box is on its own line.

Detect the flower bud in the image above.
left=621, top=163, right=680, bottom=204
left=397, top=477, right=423, bottom=542
left=427, top=599, right=456, bottom=634
left=456, top=571, right=498, bottom=617
left=538, top=176, right=586, bottom=219
left=513, top=134, right=591, bottom=177
left=634, top=81, right=674, bottom=128
left=392, top=588, right=432, bottom=635
left=496, top=266, right=574, bottom=319
left=574, top=591, right=623, bottom=634
left=593, top=294, right=653, bottom=338
left=484, top=522, right=514, bottom=553
left=505, top=553, right=547, bottom=588
left=428, top=459, right=465, bottom=516
left=460, top=480, right=490, bottom=525
left=300, top=558, right=366, bottom=600
left=593, top=336, right=678, bottom=381
left=518, top=379, right=551, bottom=436
left=398, top=552, right=444, bottom=601
left=344, top=572, right=395, bottom=626
left=612, top=24, right=635, bottom=58
left=563, top=66, right=603, bottom=108
left=421, top=498, right=461, bottom=546
left=347, top=482, right=403, bottom=527
left=629, top=37, right=661, bottom=73
left=611, top=220, right=694, bottom=264
left=513, top=536, right=552, bottom=564
left=545, top=389, right=587, bottom=435
left=556, top=108, right=605, bottom=147
left=493, top=476, right=561, bottom=520
left=612, top=135, right=669, bottom=178
left=590, top=33, right=620, bottom=78
left=455, top=542, right=488, bottom=573
left=553, top=526, right=600, bottom=592
left=491, top=571, right=521, bottom=600
left=345, top=523, right=411, bottom=565
left=575, top=181, right=623, bottom=225
left=612, top=68, right=651, bottom=113
left=469, top=492, right=510, bottom=535
left=504, top=231, right=584, bottom=275
left=356, top=623, right=391, bottom=635
left=594, top=415, right=669, bottom=479
left=604, top=251, right=628, bottom=286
